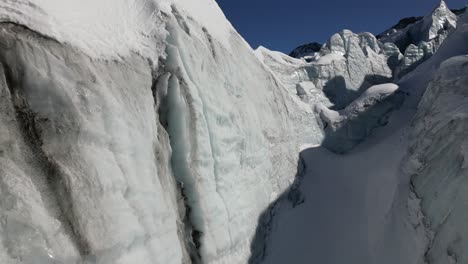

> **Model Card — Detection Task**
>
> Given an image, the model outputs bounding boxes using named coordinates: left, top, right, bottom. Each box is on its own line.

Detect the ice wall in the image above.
left=404, top=55, right=468, bottom=264
left=0, top=0, right=322, bottom=263
left=155, top=8, right=322, bottom=262
left=0, top=24, right=187, bottom=264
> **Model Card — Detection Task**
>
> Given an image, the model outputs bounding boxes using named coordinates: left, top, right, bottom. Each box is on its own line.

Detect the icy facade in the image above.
left=378, top=0, right=457, bottom=51
left=0, top=0, right=322, bottom=263
left=259, top=30, right=393, bottom=110
left=405, top=55, right=468, bottom=264
left=1, top=0, right=468, bottom=264
left=0, top=24, right=187, bottom=264
left=0, top=0, right=164, bottom=59
left=401, top=14, right=468, bottom=261
left=158, top=8, right=322, bottom=263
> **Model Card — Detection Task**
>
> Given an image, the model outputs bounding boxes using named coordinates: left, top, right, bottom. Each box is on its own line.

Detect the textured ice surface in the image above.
left=378, top=0, right=457, bottom=51
left=258, top=83, right=426, bottom=264
left=160, top=11, right=323, bottom=262
left=378, top=1, right=458, bottom=79
left=0, top=0, right=322, bottom=263
left=2, top=0, right=468, bottom=264
left=317, top=83, right=405, bottom=153
left=258, top=30, right=393, bottom=109
left=0, top=24, right=187, bottom=264
left=0, top=0, right=165, bottom=59
left=404, top=55, right=468, bottom=264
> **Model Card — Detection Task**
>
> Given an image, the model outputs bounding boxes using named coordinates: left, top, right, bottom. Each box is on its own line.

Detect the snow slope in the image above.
left=401, top=15, right=468, bottom=260
left=258, top=8, right=468, bottom=264
left=258, top=74, right=426, bottom=264
left=0, top=0, right=236, bottom=60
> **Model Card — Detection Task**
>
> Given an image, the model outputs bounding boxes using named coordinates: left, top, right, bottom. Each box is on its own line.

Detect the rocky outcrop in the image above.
left=289, top=42, right=322, bottom=60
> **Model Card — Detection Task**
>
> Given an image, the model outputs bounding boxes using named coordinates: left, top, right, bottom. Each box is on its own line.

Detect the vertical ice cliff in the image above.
left=157, top=6, right=322, bottom=263
left=2, top=0, right=468, bottom=264
left=405, top=56, right=468, bottom=264
left=0, top=24, right=188, bottom=264
left=0, top=0, right=322, bottom=263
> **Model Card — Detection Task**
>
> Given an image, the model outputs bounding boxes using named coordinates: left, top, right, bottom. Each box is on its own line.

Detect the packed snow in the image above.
left=0, top=0, right=238, bottom=60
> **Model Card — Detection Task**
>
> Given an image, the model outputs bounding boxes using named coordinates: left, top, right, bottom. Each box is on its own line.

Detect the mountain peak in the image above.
left=425, top=0, right=457, bottom=40
left=433, top=0, right=450, bottom=12
left=438, top=0, right=447, bottom=7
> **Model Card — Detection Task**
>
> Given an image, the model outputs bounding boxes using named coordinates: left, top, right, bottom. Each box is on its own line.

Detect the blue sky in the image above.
left=217, top=0, right=467, bottom=53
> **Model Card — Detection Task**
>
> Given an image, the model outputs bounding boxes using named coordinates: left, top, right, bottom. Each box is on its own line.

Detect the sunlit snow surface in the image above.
left=0, top=0, right=236, bottom=59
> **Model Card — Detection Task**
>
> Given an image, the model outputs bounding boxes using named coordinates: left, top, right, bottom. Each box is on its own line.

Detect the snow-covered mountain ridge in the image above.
left=0, top=0, right=467, bottom=264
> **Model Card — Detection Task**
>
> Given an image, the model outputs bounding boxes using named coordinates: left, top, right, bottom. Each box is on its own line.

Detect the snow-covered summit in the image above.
left=378, top=0, right=457, bottom=51
left=426, top=0, right=457, bottom=39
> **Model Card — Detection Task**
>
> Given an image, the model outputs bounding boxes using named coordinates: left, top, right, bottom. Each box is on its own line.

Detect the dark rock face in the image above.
left=289, top=42, right=322, bottom=59
left=377, top=17, right=423, bottom=40
left=451, top=6, right=467, bottom=16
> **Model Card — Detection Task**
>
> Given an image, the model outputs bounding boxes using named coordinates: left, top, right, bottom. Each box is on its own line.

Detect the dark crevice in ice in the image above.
left=152, top=62, right=202, bottom=264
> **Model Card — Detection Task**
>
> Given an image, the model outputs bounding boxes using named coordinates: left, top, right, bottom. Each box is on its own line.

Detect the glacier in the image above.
left=0, top=0, right=320, bottom=263
left=0, top=0, right=468, bottom=264
left=256, top=3, right=468, bottom=264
